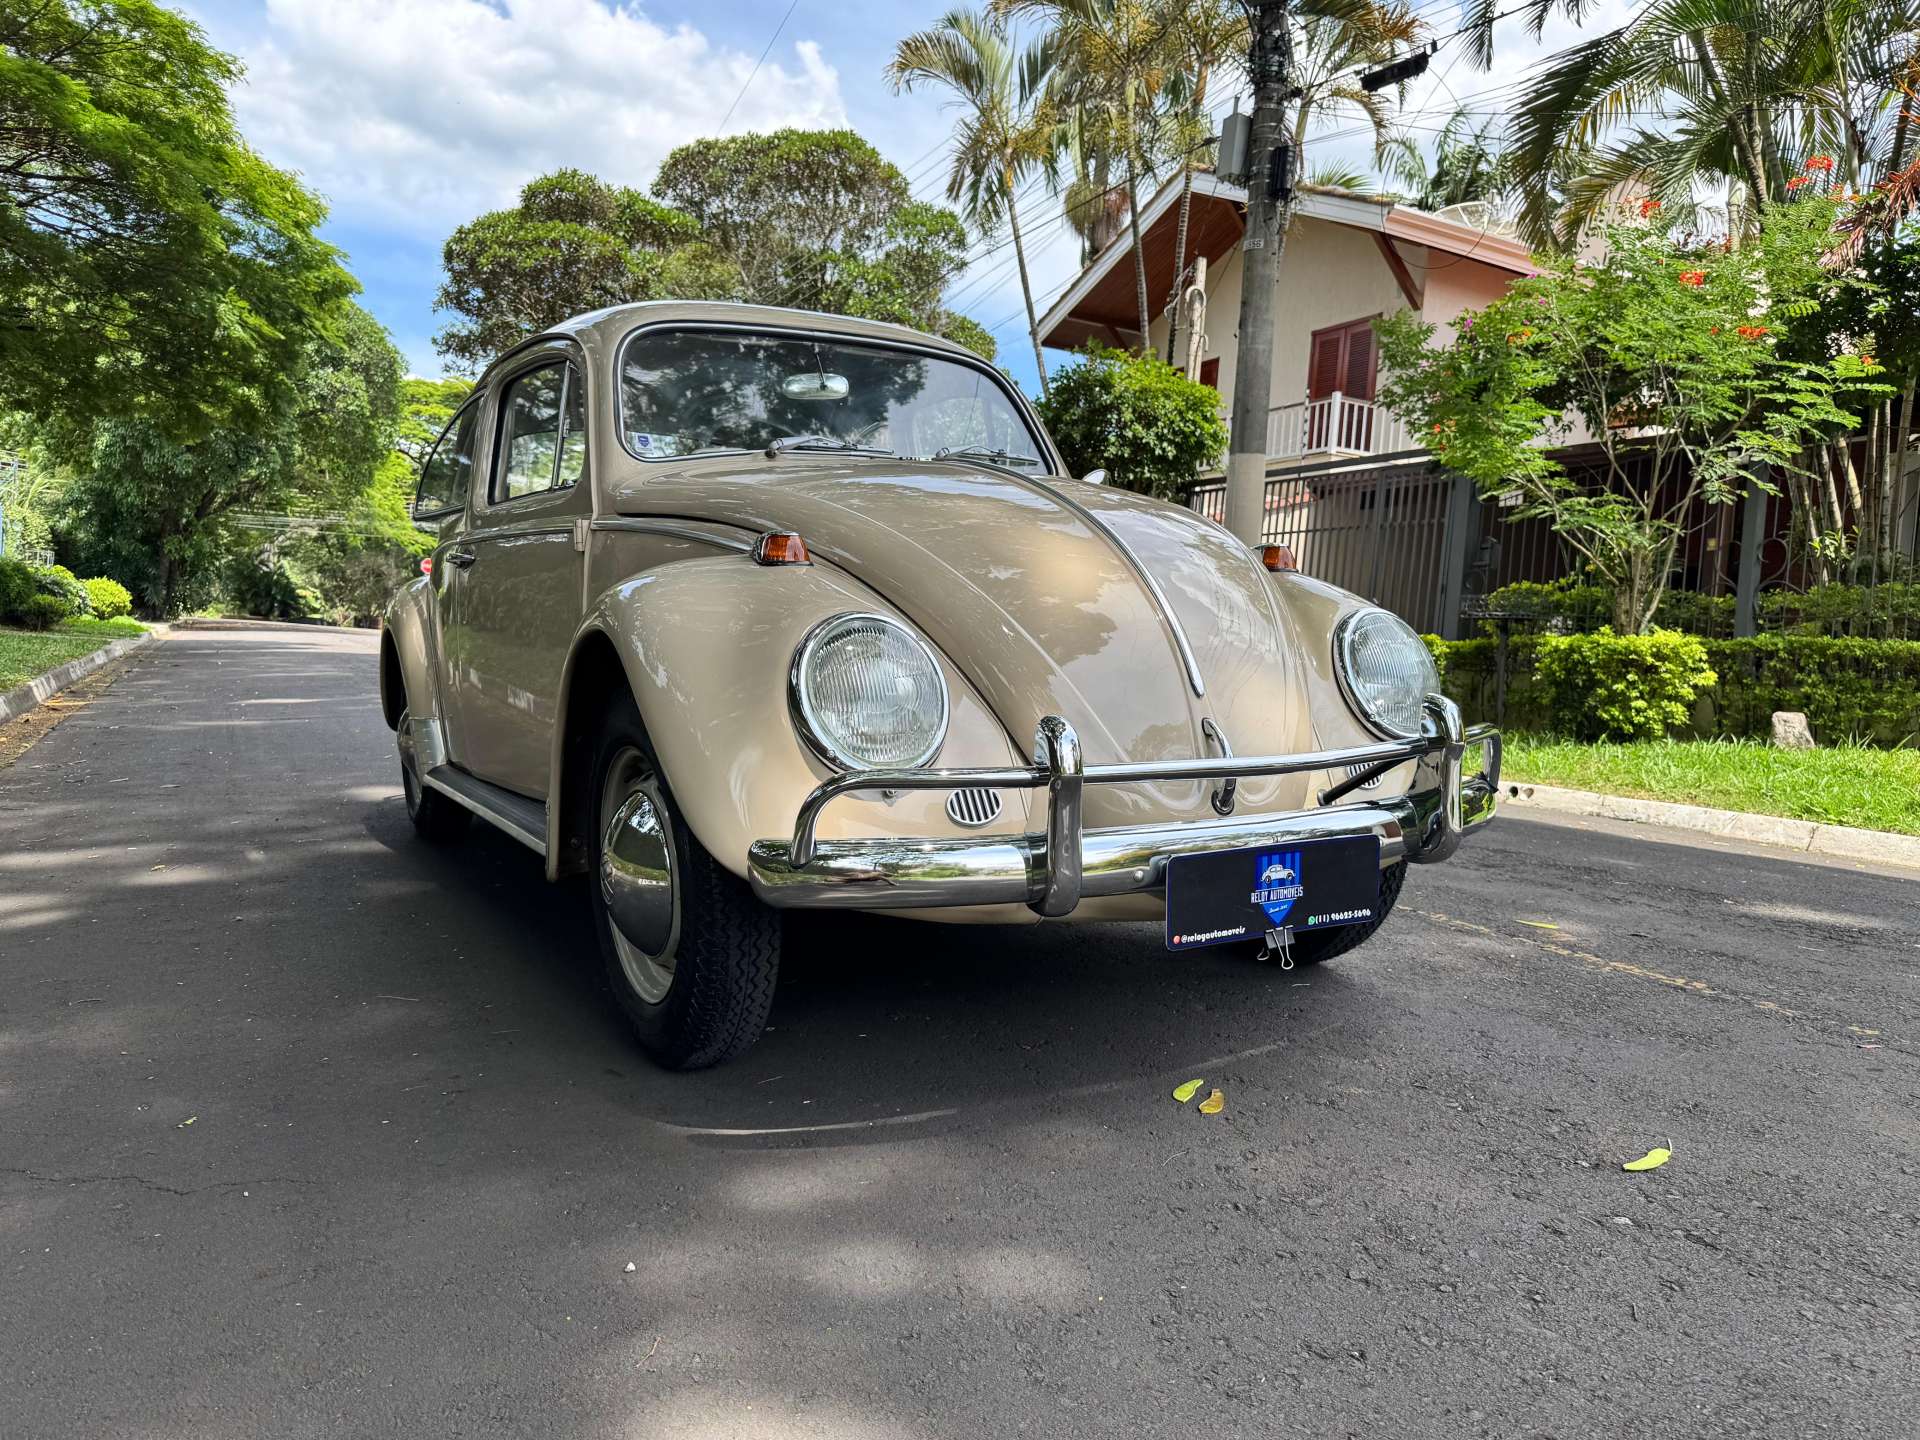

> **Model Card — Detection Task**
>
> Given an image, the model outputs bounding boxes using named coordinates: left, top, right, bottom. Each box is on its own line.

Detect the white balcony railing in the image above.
left=1265, top=394, right=1409, bottom=461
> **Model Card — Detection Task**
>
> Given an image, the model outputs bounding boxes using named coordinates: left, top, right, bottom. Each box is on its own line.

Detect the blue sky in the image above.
left=178, top=0, right=1622, bottom=398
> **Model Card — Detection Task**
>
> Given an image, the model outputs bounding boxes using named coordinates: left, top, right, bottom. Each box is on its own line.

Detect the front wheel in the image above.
left=588, top=693, right=780, bottom=1069
left=398, top=709, right=470, bottom=843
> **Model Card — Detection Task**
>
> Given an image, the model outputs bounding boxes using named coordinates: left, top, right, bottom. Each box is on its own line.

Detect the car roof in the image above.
left=479, top=301, right=986, bottom=386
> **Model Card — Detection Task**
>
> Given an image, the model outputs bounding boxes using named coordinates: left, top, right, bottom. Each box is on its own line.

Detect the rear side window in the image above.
left=415, top=402, right=477, bottom=517
left=494, top=362, right=586, bottom=502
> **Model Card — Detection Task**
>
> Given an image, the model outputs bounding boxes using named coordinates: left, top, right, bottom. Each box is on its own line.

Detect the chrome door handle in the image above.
left=444, top=548, right=477, bottom=568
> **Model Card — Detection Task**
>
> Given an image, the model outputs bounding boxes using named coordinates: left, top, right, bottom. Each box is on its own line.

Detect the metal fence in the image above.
left=1190, top=457, right=1465, bottom=634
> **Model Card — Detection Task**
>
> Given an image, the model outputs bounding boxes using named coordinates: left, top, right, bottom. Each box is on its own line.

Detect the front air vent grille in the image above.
left=1345, top=763, right=1384, bottom=790
left=946, top=787, right=1003, bottom=828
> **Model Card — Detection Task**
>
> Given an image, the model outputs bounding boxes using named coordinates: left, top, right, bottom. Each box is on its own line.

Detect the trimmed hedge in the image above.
left=1431, top=631, right=1920, bottom=745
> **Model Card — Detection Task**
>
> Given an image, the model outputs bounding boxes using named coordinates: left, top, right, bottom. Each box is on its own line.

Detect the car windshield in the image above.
left=619, top=328, right=1046, bottom=468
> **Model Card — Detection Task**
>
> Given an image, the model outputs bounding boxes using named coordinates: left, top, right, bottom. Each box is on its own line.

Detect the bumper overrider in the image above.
left=747, top=696, right=1500, bottom=915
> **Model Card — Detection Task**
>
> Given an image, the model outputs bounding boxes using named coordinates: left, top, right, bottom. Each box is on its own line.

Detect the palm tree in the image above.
left=1502, top=0, right=1920, bottom=245
left=1381, top=106, right=1514, bottom=212
left=1161, top=1, right=1247, bottom=363
left=1286, top=0, right=1426, bottom=156
left=996, top=0, right=1183, bottom=346
left=889, top=10, right=1058, bottom=392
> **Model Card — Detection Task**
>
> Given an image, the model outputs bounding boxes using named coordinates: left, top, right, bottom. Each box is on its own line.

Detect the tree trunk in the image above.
left=1166, top=162, right=1196, bottom=364
left=1125, top=156, right=1150, bottom=350
left=1165, top=64, right=1212, bottom=366
left=1005, top=180, right=1047, bottom=397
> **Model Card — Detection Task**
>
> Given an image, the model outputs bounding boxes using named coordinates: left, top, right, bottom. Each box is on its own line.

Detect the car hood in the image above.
left=610, top=458, right=1317, bottom=807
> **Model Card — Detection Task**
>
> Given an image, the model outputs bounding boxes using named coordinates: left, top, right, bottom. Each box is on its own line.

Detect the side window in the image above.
left=414, top=402, right=477, bottom=517
left=493, top=362, right=586, bottom=502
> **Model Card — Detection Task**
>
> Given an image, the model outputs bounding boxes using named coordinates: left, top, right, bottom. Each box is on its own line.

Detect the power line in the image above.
left=715, top=0, right=801, bottom=136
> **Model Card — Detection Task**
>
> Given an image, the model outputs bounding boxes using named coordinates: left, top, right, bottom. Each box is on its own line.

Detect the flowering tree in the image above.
left=1376, top=198, right=1883, bottom=632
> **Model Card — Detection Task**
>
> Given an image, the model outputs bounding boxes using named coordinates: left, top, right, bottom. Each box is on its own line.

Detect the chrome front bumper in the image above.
left=747, top=696, right=1500, bottom=914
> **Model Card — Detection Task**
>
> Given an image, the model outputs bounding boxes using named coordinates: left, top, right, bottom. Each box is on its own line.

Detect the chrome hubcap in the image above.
left=599, top=748, right=679, bottom=1004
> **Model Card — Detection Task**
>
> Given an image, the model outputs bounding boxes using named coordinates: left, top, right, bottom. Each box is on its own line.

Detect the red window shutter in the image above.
left=1198, top=358, right=1220, bottom=391
left=1307, top=328, right=1344, bottom=400
left=1343, top=323, right=1376, bottom=401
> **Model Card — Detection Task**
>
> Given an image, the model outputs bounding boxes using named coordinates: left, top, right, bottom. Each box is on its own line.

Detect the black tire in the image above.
left=1245, top=859, right=1407, bottom=966
left=398, top=708, right=470, bottom=843
left=587, top=690, right=780, bottom=1070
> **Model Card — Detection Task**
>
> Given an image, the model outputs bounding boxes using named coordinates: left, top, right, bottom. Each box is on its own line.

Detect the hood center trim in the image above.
left=1003, top=472, right=1208, bottom=699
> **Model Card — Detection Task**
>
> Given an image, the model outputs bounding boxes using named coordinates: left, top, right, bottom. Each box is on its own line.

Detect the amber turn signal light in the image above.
left=752, top=531, right=811, bottom=566
left=1259, top=544, right=1298, bottom=573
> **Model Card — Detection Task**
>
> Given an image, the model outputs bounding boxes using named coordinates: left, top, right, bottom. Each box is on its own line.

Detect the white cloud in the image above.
left=233, top=0, right=848, bottom=233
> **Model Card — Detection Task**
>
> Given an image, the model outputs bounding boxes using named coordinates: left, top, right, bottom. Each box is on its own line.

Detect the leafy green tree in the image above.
left=0, top=0, right=356, bottom=436
left=1375, top=200, right=1884, bottom=633
left=653, top=129, right=992, bottom=356
left=889, top=9, right=1056, bottom=389
left=436, top=134, right=993, bottom=367
left=434, top=170, right=712, bottom=369
left=60, top=304, right=405, bottom=614
left=1035, top=345, right=1227, bottom=498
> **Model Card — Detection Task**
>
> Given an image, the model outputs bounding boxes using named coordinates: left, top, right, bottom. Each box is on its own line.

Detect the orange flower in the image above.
left=1805, top=155, right=1835, bottom=172
left=1679, top=270, right=1706, bottom=286
left=1861, top=353, right=1876, bottom=367
left=1638, top=197, right=1663, bottom=216
left=1736, top=325, right=1770, bottom=340
left=1786, top=176, right=1810, bottom=190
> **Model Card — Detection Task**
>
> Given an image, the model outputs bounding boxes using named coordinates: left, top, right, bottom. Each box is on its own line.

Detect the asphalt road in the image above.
left=4, top=627, right=1919, bottom=1440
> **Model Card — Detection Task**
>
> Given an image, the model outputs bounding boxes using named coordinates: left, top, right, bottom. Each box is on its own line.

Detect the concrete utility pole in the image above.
left=1223, top=0, right=1294, bottom=547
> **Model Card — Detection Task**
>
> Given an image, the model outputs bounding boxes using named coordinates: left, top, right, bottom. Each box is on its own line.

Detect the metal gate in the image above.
left=1190, top=458, right=1465, bottom=635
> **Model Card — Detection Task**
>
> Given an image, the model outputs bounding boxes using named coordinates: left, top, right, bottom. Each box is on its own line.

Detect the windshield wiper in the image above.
left=764, top=433, right=892, bottom=458
left=933, top=445, right=1041, bottom=468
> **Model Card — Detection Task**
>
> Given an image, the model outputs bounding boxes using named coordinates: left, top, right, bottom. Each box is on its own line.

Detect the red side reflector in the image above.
left=1259, top=544, right=1298, bottom=573
left=752, top=531, right=811, bottom=566
left=420, top=556, right=433, bottom=576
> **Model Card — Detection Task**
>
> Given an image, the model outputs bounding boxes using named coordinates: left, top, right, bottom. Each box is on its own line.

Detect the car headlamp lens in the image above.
left=792, top=614, right=950, bottom=770
left=1334, top=607, right=1439, bottom=740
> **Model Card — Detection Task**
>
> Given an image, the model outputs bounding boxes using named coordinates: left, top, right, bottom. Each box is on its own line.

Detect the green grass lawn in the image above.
left=1504, top=734, right=1920, bottom=837
left=0, top=616, right=149, bottom=692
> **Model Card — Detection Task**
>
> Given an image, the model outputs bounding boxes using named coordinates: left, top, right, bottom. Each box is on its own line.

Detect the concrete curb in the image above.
left=170, top=617, right=369, bottom=634
left=1507, top=781, right=1920, bottom=870
left=0, top=630, right=157, bottom=723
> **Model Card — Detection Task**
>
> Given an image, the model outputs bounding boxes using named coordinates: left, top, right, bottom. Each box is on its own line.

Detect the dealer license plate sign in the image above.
left=1165, top=836, right=1382, bottom=951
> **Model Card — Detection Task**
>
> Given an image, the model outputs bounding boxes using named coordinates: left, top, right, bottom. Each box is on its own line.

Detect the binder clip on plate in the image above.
left=1261, top=927, right=1295, bottom=970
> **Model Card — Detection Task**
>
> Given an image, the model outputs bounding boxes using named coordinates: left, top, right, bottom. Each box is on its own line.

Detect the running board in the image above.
left=421, top=764, right=548, bottom=857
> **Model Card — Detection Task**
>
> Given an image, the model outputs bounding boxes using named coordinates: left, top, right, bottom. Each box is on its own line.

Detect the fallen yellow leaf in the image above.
left=1172, top=1078, right=1205, bottom=1104
left=1518, top=919, right=1560, bottom=930
left=1198, top=1089, right=1225, bottom=1115
left=1622, top=1146, right=1671, bottom=1172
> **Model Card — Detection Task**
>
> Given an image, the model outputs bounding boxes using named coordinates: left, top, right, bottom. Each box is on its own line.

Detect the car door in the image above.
left=411, top=396, right=482, bottom=758
left=440, top=347, right=590, bottom=798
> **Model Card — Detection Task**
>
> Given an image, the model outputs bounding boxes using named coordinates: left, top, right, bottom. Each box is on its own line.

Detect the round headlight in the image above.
left=1334, top=607, right=1439, bottom=740
left=791, top=613, right=950, bottom=770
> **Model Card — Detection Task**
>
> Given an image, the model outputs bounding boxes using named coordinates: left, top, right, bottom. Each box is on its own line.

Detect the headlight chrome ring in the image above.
left=1332, top=606, right=1439, bottom=741
left=790, top=612, right=951, bottom=771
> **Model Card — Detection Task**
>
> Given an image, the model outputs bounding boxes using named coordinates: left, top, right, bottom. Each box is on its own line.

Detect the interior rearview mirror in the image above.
left=781, top=371, right=851, bottom=402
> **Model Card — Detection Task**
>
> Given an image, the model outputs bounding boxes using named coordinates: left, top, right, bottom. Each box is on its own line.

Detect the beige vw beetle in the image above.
left=381, top=301, right=1500, bottom=1069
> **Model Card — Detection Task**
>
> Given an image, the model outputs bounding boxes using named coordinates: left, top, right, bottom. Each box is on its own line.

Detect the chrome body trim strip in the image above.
left=751, top=698, right=1500, bottom=913
left=587, top=518, right=755, bottom=552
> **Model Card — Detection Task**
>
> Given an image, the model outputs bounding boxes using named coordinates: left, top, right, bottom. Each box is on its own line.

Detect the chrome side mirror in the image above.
left=1080, top=468, right=1108, bottom=485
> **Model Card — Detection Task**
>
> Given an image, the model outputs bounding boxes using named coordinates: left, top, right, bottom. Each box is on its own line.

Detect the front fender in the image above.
left=550, top=556, right=1032, bottom=883
left=381, top=577, right=439, bottom=736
